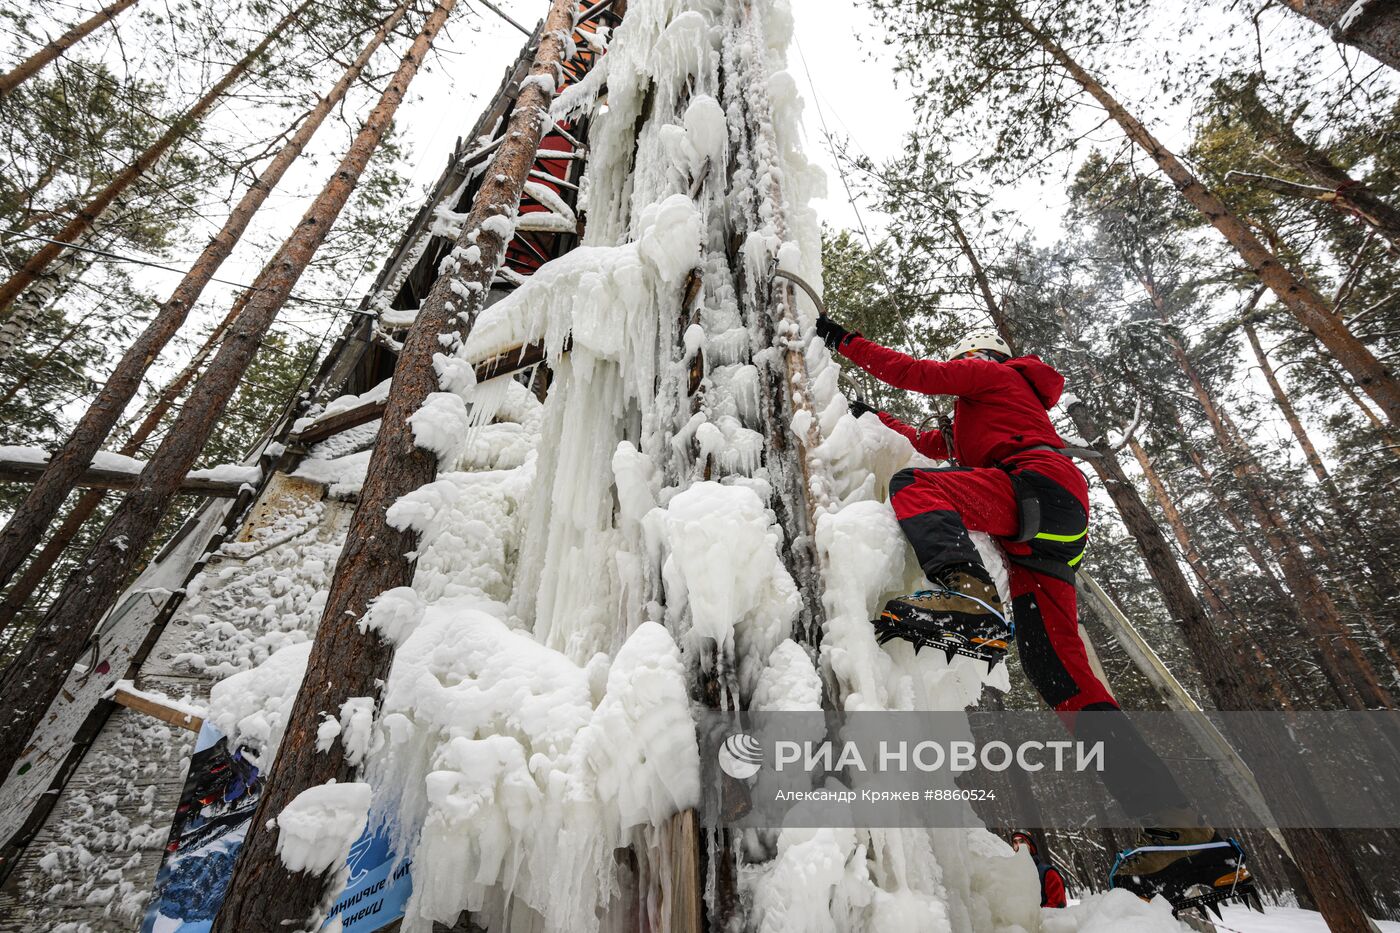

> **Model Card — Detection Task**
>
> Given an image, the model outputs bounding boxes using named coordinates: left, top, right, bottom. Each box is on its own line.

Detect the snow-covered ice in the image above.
left=274, top=780, right=372, bottom=875
left=159, top=0, right=1206, bottom=930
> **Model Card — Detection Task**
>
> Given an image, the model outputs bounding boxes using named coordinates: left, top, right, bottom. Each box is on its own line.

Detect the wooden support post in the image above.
left=287, top=338, right=565, bottom=447
left=665, top=809, right=702, bottom=933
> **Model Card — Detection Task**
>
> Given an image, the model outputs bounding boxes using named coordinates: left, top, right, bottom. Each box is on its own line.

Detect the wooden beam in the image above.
left=0, top=459, right=247, bottom=497
left=111, top=686, right=204, bottom=733
left=473, top=337, right=561, bottom=382
left=289, top=339, right=566, bottom=446
left=289, top=400, right=388, bottom=447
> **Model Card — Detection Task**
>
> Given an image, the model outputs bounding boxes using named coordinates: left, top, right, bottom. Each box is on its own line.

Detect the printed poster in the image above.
left=141, top=722, right=412, bottom=933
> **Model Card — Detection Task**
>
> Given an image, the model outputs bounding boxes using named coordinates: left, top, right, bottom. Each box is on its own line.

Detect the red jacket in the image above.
left=1041, top=865, right=1067, bottom=908
left=839, top=335, right=1068, bottom=469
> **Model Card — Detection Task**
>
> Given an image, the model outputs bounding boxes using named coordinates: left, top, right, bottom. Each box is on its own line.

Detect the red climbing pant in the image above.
left=888, top=450, right=1111, bottom=712
left=888, top=450, right=1192, bottom=818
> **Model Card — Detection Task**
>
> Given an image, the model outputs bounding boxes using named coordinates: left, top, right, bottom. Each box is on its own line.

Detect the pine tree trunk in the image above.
left=1128, top=437, right=1304, bottom=707
left=0, top=326, right=232, bottom=639
left=1244, top=316, right=1400, bottom=600
left=1165, top=405, right=1290, bottom=601
left=1064, top=397, right=1382, bottom=931
left=0, top=1, right=408, bottom=596
left=1041, top=296, right=1379, bottom=924
left=0, top=489, right=101, bottom=640
left=1226, top=80, right=1400, bottom=250
left=0, top=0, right=447, bottom=801
left=1160, top=404, right=1353, bottom=705
left=1130, top=449, right=1247, bottom=622
left=1299, top=523, right=1400, bottom=682
left=1165, top=420, right=1346, bottom=705
left=0, top=0, right=313, bottom=318
left=1013, top=9, right=1400, bottom=427
left=1154, top=305, right=1391, bottom=710
left=1128, top=437, right=1232, bottom=611
left=0, top=0, right=142, bottom=96
left=119, top=301, right=240, bottom=444
left=1327, top=362, right=1400, bottom=461
left=209, top=3, right=577, bottom=930
left=1275, top=0, right=1400, bottom=72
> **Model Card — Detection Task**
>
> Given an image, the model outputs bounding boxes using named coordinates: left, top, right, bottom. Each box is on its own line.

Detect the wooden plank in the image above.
left=473, top=338, right=561, bottom=382
left=0, top=704, right=199, bottom=931
left=0, top=459, right=247, bottom=497
left=0, top=499, right=230, bottom=857
left=289, top=400, right=388, bottom=447
left=287, top=340, right=567, bottom=447
left=111, top=686, right=203, bottom=733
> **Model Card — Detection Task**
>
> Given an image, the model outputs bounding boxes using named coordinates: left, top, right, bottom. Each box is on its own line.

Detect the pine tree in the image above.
left=867, top=0, right=1400, bottom=428
left=0, top=0, right=316, bottom=316
left=0, top=0, right=451, bottom=800
left=0, top=0, right=413, bottom=596
left=1274, top=0, right=1400, bottom=72
left=209, top=2, right=581, bottom=926
left=0, top=0, right=141, bottom=96
left=1067, top=156, right=1394, bottom=708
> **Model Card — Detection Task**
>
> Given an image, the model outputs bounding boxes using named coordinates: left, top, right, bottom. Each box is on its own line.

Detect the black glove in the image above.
left=849, top=399, right=878, bottom=419
left=815, top=315, right=856, bottom=351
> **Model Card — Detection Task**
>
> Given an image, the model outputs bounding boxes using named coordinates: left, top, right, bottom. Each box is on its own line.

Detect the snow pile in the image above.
left=385, top=457, right=534, bottom=605
left=749, top=828, right=1042, bottom=933
left=208, top=641, right=311, bottom=766
left=292, top=372, right=544, bottom=496
left=290, top=377, right=391, bottom=434
left=106, top=679, right=207, bottom=726
left=1042, top=889, right=1191, bottom=932
left=460, top=192, right=702, bottom=396
left=752, top=638, right=823, bottom=711
left=274, top=780, right=372, bottom=874
left=408, top=391, right=472, bottom=464
left=186, top=463, right=263, bottom=485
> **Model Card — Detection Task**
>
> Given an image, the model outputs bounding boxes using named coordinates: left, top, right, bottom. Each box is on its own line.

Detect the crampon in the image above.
left=871, top=587, right=1013, bottom=672
left=1111, top=838, right=1264, bottom=921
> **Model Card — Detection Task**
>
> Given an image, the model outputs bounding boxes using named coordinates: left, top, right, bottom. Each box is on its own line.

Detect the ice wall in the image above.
left=186, top=0, right=1191, bottom=930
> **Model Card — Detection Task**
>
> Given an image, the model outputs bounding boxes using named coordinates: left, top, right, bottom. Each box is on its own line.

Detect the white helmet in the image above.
left=948, top=329, right=1012, bottom=360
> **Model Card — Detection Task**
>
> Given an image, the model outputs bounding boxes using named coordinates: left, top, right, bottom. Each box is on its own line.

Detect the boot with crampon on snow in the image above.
left=1110, top=812, right=1263, bottom=920
left=872, top=566, right=1012, bottom=670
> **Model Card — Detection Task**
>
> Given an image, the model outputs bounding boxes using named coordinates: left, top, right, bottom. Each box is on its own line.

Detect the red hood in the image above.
left=1007, top=356, right=1064, bottom=410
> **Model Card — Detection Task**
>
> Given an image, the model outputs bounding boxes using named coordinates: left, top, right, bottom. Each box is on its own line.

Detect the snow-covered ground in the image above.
left=1216, top=905, right=1400, bottom=932
left=1049, top=898, right=1400, bottom=933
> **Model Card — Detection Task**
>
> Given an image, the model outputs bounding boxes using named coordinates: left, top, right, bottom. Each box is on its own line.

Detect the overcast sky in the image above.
left=6, top=0, right=1386, bottom=412
left=393, top=0, right=917, bottom=231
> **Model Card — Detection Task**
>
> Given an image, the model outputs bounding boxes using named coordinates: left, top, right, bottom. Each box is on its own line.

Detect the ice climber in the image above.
left=815, top=316, right=1259, bottom=915
left=1010, top=832, right=1068, bottom=909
